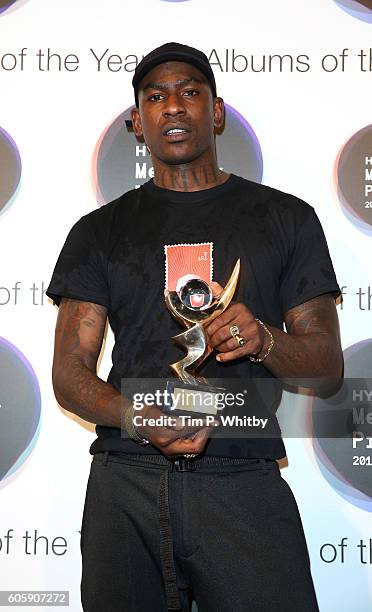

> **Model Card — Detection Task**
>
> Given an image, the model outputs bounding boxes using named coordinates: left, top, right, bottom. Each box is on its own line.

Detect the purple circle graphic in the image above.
left=0, top=1, right=16, bottom=13
left=0, top=337, right=41, bottom=485
left=0, top=0, right=29, bottom=15
left=312, top=339, right=372, bottom=511
left=333, top=0, right=372, bottom=22
left=334, top=124, right=372, bottom=236
left=93, top=103, right=263, bottom=206
left=0, top=126, right=22, bottom=214
left=0, top=0, right=21, bottom=14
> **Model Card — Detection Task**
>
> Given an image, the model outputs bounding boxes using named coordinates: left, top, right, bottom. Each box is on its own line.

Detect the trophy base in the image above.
left=164, top=380, right=226, bottom=417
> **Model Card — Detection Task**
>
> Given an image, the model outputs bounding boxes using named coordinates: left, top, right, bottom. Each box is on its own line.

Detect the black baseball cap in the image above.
left=132, top=42, right=217, bottom=106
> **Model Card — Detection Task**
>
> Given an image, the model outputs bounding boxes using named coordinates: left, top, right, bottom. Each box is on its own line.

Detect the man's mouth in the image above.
left=163, top=126, right=191, bottom=140
left=165, top=128, right=188, bottom=135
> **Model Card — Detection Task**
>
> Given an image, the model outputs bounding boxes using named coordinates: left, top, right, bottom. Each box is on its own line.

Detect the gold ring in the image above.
left=230, top=325, right=246, bottom=346
left=234, top=334, right=247, bottom=346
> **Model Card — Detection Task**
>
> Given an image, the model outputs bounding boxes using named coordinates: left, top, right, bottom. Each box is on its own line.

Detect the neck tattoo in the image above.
left=154, top=164, right=223, bottom=192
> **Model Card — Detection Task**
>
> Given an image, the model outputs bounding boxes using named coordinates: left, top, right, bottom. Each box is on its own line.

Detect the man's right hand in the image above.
left=134, top=404, right=220, bottom=458
left=51, top=298, right=220, bottom=456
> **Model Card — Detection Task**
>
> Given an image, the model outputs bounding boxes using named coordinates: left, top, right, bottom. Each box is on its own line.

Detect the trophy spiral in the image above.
left=164, top=259, right=240, bottom=417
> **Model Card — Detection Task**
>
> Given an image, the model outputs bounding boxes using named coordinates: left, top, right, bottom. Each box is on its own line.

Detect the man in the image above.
left=47, top=42, right=343, bottom=612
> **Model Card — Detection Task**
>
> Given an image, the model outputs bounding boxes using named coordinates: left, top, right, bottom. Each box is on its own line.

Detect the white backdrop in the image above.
left=1, top=0, right=372, bottom=610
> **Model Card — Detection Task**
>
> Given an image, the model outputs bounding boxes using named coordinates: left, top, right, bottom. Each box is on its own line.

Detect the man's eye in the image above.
left=183, top=89, right=198, bottom=96
left=148, top=93, right=164, bottom=101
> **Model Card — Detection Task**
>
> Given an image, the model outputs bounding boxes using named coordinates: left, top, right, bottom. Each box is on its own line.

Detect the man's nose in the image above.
left=162, top=93, right=186, bottom=117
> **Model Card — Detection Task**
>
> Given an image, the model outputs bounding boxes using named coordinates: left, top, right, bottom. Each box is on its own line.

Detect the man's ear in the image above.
left=131, top=107, right=143, bottom=138
left=213, top=97, right=225, bottom=130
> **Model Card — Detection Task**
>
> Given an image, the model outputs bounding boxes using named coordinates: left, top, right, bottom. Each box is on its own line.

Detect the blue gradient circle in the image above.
left=0, top=126, right=22, bottom=214
left=93, top=103, right=263, bottom=206
left=0, top=337, right=41, bottom=486
left=333, top=0, right=372, bottom=22
left=312, top=339, right=372, bottom=511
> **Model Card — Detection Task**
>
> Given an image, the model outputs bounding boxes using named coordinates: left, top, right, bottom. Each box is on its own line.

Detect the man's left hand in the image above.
left=204, top=282, right=269, bottom=363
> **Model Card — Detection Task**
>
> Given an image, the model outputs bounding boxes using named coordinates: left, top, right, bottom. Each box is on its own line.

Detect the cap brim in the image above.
left=133, top=52, right=216, bottom=98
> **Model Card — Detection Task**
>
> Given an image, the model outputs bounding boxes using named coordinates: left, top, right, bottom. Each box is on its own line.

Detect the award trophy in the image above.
left=164, top=259, right=241, bottom=418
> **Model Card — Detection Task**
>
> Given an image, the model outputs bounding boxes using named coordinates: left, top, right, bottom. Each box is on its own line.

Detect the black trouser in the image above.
left=80, top=452, right=319, bottom=612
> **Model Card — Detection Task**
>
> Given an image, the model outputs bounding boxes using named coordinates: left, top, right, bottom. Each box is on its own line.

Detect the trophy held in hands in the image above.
left=164, top=245, right=240, bottom=418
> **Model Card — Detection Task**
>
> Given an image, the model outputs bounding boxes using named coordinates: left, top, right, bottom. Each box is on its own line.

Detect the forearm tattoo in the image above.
left=52, top=298, right=127, bottom=427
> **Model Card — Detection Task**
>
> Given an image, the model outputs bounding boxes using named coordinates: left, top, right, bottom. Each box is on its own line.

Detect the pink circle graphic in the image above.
left=333, top=0, right=372, bottom=22
left=334, top=124, right=372, bottom=236
left=92, top=104, right=263, bottom=206
left=0, top=337, right=41, bottom=487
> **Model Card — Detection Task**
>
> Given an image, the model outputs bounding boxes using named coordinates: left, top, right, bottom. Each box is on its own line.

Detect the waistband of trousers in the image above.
left=92, top=451, right=279, bottom=473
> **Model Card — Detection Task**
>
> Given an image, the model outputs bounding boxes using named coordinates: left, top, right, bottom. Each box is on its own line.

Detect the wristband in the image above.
left=123, top=405, right=149, bottom=445
left=248, top=318, right=274, bottom=363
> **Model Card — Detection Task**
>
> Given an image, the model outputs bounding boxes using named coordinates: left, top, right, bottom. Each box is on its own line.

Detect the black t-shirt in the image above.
left=46, top=174, right=341, bottom=459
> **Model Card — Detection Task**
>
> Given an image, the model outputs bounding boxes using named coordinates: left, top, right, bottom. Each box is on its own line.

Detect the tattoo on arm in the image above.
left=55, top=299, right=107, bottom=370
left=52, top=298, right=128, bottom=427
left=284, top=294, right=340, bottom=337
left=262, top=294, right=343, bottom=380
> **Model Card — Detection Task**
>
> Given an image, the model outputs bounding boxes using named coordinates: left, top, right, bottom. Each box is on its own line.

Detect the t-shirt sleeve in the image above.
left=45, top=214, right=109, bottom=308
left=279, top=202, right=341, bottom=315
